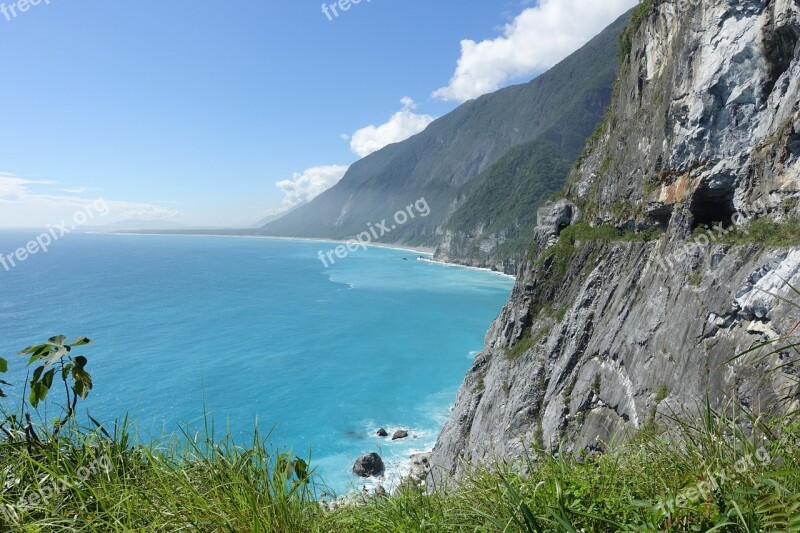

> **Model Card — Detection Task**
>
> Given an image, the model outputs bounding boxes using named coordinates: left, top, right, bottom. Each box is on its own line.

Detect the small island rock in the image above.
left=392, top=429, right=409, bottom=441
left=352, top=452, right=385, bottom=477
left=376, top=428, right=388, bottom=437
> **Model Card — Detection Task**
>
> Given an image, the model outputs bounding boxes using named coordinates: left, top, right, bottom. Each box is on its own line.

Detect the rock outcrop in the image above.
left=407, top=453, right=431, bottom=485
left=432, top=0, right=800, bottom=480
left=353, top=453, right=385, bottom=478
left=391, top=430, right=409, bottom=441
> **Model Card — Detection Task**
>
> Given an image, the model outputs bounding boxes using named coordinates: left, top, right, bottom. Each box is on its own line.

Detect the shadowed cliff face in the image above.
left=432, top=0, right=800, bottom=479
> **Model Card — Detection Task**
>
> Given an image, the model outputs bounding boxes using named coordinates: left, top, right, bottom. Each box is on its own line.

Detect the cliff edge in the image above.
left=432, top=0, right=800, bottom=478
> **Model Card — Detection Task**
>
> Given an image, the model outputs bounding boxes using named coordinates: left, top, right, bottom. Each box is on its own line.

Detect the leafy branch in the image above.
left=0, top=335, right=95, bottom=444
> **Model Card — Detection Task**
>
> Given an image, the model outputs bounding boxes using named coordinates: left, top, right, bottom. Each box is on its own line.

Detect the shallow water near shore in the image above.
left=0, top=232, right=513, bottom=494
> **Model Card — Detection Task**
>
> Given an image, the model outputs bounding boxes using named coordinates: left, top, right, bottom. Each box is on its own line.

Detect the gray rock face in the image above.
left=407, top=453, right=431, bottom=484
left=431, top=0, right=800, bottom=481
left=376, top=428, right=388, bottom=437
left=353, top=453, right=385, bottom=478
left=434, top=229, right=520, bottom=276
left=534, top=200, right=579, bottom=248
left=568, top=0, right=800, bottom=229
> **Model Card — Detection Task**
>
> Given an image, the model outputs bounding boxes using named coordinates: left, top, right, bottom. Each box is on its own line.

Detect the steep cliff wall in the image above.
left=432, top=0, right=800, bottom=478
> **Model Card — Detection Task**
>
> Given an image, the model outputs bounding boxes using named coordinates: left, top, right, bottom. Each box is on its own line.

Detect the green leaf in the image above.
left=29, top=381, right=49, bottom=408
left=294, top=458, right=309, bottom=481
left=42, top=368, right=55, bottom=389
left=72, top=380, right=85, bottom=399
left=46, top=335, right=67, bottom=348
left=72, top=368, right=93, bottom=399
left=42, top=347, right=69, bottom=369
left=0, top=357, right=7, bottom=373
left=74, top=356, right=88, bottom=369
left=31, top=365, right=44, bottom=383
left=69, top=336, right=92, bottom=347
left=499, top=474, right=544, bottom=533
left=21, top=344, right=50, bottom=358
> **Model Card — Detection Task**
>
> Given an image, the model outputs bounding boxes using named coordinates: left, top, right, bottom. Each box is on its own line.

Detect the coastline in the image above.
left=107, top=230, right=435, bottom=256
left=418, top=257, right=516, bottom=280
left=107, top=230, right=516, bottom=280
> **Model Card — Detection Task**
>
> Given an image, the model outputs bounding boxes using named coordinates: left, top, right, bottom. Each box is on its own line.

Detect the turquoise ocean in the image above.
left=0, top=232, right=514, bottom=494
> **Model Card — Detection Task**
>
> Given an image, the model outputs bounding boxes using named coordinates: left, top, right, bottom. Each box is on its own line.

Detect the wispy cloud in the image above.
left=57, top=186, right=92, bottom=194
left=0, top=173, right=180, bottom=227
left=347, top=97, right=436, bottom=158
left=274, top=165, right=350, bottom=212
left=433, top=0, right=637, bottom=102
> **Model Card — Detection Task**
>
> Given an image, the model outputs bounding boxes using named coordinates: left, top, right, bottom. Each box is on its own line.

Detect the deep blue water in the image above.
left=0, top=232, right=513, bottom=493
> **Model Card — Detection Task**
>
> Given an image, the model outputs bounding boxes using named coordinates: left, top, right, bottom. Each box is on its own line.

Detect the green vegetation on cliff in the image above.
left=702, top=218, right=800, bottom=247
left=619, top=0, right=653, bottom=61
left=444, top=140, right=572, bottom=259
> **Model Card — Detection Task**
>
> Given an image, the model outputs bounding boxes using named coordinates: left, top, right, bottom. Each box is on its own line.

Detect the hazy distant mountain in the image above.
left=262, top=11, right=630, bottom=272
left=254, top=203, right=304, bottom=227
left=94, top=219, right=186, bottom=231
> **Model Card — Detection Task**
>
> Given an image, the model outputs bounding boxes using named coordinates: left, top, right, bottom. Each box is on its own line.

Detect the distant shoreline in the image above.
left=108, top=230, right=434, bottom=254
left=105, top=230, right=517, bottom=280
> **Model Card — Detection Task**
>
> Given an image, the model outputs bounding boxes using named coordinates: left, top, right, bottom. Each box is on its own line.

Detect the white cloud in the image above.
left=263, top=98, right=435, bottom=219
left=57, top=186, right=92, bottom=194
left=0, top=173, right=180, bottom=227
left=433, top=0, right=638, bottom=102
left=348, top=98, right=436, bottom=158
left=274, top=165, right=350, bottom=211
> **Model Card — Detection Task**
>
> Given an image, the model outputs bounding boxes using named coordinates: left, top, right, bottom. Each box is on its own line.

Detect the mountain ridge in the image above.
left=262, top=13, right=631, bottom=273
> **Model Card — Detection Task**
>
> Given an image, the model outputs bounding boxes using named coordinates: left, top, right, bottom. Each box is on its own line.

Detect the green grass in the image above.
left=551, top=221, right=664, bottom=248
left=527, top=222, right=663, bottom=318
left=507, top=333, right=535, bottom=360
left=654, top=385, right=670, bottom=403
left=1, top=406, right=798, bottom=531
left=712, top=218, right=800, bottom=247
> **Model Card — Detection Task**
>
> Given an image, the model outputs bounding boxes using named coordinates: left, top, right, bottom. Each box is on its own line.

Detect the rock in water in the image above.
left=352, top=453, right=385, bottom=477
left=376, top=428, right=388, bottom=437
left=392, top=429, right=409, bottom=440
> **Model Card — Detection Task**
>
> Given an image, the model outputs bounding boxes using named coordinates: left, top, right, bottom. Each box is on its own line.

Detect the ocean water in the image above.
left=0, top=232, right=514, bottom=494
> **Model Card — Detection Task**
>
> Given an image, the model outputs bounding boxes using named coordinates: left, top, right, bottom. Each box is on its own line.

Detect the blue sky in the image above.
left=0, top=0, right=636, bottom=228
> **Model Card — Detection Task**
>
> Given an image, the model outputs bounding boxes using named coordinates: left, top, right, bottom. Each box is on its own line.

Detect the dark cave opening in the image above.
left=689, top=188, right=737, bottom=230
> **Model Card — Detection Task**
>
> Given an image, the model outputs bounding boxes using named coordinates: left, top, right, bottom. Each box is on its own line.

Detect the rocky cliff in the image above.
left=432, top=0, right=800, bottom=478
